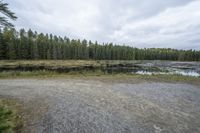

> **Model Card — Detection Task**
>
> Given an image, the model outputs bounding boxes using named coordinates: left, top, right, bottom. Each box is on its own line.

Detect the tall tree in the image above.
left=0, top=28, right=6, bottom=59
left=1, top=28, right=200, bottom=61
left=19, top=29, right=28, bottom=59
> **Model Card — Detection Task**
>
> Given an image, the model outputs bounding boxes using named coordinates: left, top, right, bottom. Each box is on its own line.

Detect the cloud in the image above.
left=109, top=0, right=200, bottom=49
left=4, top=0, right=200, bottom=49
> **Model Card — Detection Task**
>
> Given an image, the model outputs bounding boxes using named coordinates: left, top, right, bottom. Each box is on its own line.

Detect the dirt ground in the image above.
left=0, top=78, right=200, bottom=133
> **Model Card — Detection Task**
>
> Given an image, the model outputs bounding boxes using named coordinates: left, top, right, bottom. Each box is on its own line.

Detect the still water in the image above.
left=133, top=61, right=200, bottom=77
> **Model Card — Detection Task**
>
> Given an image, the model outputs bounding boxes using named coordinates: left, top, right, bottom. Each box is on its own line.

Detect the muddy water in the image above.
left=0, top=79, right=200, bottom=133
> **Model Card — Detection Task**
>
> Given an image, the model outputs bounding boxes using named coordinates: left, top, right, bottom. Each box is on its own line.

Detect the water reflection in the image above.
left=131, top=61, right=200, bottom=77
left=135, top=69, right=200, bottom=77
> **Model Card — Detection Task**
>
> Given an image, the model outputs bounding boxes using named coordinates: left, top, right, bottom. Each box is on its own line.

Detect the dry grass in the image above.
left=0, top=60, right=100, bottom=67
left=0, top=60, right=141, bottom=68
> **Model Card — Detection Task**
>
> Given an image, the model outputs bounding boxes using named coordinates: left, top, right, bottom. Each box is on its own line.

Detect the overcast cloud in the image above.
left=5, top=0, right=200, bottom=49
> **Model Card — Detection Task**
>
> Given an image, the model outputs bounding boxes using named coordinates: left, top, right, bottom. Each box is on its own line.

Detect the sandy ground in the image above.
left=0, top=78, right=200, bottom=133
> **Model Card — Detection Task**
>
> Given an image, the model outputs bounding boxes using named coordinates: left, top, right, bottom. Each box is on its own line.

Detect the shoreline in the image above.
left=0, top=72, right=199, bottom=86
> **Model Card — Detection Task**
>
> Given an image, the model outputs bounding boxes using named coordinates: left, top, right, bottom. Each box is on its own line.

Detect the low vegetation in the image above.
left=0, top=70, right=199, bottom=85
left=0, top=99, right=22, bottom=133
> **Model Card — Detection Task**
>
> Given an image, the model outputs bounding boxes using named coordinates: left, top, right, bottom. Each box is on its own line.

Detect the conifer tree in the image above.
left=0, top=1, right=17, bottom=27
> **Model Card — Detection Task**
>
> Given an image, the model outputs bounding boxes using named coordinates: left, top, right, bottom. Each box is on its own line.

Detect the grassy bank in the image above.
left=0, top=60, right=139, bottom=68
left=0, top=99, right=22, bottom=133
left=0, top=60, right=101, bottom=67
left=0, top=60, right=143, bottom=74
left=0, top=70, right=199, bottom=85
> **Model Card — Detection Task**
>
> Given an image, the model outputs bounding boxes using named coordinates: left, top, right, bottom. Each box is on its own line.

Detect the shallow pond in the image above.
left=133, top=61, right=200, bottom=77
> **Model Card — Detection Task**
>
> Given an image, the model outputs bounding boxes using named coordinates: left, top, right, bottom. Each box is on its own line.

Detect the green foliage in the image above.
left=0, top=1, right=17, bottom=27
left=0, top=104, right=14, bottom=133
left=0, top=28, right=200, bottom=61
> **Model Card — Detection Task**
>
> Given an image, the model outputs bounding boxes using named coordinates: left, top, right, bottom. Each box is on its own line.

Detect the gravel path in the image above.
left=0, top=78, right=200, bottom=133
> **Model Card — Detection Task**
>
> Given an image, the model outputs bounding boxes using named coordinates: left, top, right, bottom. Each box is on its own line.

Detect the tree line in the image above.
left=0, top=28, right=200, bottom=61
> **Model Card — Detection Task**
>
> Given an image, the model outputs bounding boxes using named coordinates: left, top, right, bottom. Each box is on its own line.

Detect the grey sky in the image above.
left=5, top=0, right=200, bottom=49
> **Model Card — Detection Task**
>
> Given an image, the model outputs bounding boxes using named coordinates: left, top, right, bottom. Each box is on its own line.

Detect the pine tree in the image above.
left=0, top=29, right=6, bottom=59
left=0, top=27, right=199, bottom=61
left=0, top=1, right=17, bottom=27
